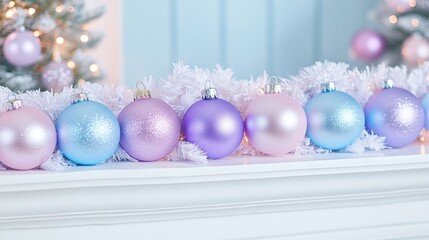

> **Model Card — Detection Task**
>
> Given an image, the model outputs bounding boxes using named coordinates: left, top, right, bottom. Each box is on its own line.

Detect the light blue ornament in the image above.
left=422, top=92, right=429, bottom=130
left=305, top=82, right=365, bottom=150
left=56, top=93, right=120, bottom=165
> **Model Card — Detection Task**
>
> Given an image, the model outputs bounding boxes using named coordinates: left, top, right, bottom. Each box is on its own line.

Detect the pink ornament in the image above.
left=3, top=30, right=42, bottom=67
left=118, top=87, right=180, bottom=161
left=351, top=29, right=386, bottom=62
left=402, top=34, right=429, bottom=66
left=384, top=0, right=414, bottom=12
left=244, top=78, right=307, bottom=155
left=0, top=99, right=56, bottom=170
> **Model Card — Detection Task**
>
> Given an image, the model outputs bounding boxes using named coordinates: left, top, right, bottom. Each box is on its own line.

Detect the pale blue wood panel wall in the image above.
left=123, top=0, right=377, bottom=86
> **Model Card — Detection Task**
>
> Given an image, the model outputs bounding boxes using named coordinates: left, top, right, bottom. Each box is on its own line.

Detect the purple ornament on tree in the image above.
left=118, top=83, right=180, bottom=161
left=41, top=61, right=74, bottom=91
left=3, top=30, right=42, bottom=67
left=351, top=29, right=386, bottom=62
left=182, top=82, right=244, bottom=159
left=365, top=80, right=424, bottom=148
left=0, top=97, right=57, bottom=170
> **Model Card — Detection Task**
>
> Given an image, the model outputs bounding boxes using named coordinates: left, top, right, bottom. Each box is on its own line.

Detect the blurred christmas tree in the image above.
left=351, top=0, right=429, bottom=67
left=0, top=0, right=104, bottom=91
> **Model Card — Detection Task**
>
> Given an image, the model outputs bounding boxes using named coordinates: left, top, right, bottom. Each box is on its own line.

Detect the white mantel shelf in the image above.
left=2, top=144, right=429, bottom=240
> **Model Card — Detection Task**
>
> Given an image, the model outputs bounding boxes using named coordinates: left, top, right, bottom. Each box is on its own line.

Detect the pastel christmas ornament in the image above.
left=245, top=77, right=307, bottom=155
left=351, top=29, right=386, bottom=62
left=402, top=34, right=429, bottom=67
left=0, top=97, right=56, bottom=170
left=41, top=61, right=74, bottom=91
left=56, top=91, right=120, bottom=165
left=365, top=80, right=424, bottom=148
left=3, top=30, right=42, bottom=67
left=118, top=83, right=180, bottom=161
left=384, top=0, right=414, bottom=12
left=182, top=81, right=244, bottom=159
left=305, top=82, right=365, bottom=150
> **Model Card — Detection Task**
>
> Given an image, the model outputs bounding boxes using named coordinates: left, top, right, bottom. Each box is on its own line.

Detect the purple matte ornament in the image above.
left=119, top=97, right=180, bottom=161
left=351, top=29, right=385, bottom=62
left=365, top=83, right=424, bottom=148
left=3, top=30, right=42, bottom=67
left=182, top=97, right=244, bottom=159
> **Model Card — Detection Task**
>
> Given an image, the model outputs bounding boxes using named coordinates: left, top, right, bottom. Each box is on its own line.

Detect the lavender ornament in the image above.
left=118, top=83, right=181, bottom=161
left=182, top=81, right=244, bottom=159
left=365, top=80, right=424, bottom=148
left=3, top=30, right=41, bottom=67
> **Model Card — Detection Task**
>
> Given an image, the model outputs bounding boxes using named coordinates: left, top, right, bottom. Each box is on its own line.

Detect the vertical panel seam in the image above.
left=219, top=0, right=226, bottom=67
left=313, top=0, right=322, bottom=62
left=170, top=0, right=178, bottom=64
left=266, top=0, right=274, bottom=74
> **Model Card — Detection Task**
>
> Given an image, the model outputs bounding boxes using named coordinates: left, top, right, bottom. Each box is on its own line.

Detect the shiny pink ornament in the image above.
left=402, top=34, right=429, bottom=67
left=0, top=100, right=57, bottom=170
left=244, top=79, right=307, bottom=155
left=3, top=30, right=42, bottom=67
left=351, top=29, right=386, bottom=62
left=118, top=89, right=180, bottom=161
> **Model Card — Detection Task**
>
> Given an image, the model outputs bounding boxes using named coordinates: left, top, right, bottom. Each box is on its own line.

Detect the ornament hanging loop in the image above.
left=5, top=94, right=23, bottom=111
left=265, top=76, right=282, bottom=94
left=202, top=79, right=217, bottom=100
left=134, top=81, right=151, bottom=100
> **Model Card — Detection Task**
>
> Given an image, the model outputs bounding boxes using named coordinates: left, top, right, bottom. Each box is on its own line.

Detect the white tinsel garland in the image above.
left=2, top=61, right=429, bottom=171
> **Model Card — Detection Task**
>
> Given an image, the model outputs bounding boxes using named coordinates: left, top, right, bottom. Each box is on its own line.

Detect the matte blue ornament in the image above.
left=305, top=82, right=365, bottom=150
left=56, top=92, right=120, bottom=165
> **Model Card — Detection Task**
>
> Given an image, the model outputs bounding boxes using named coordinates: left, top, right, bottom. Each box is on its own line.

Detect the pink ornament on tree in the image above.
left=384, top=0, right=415, bottom=12
left=0, top=97, right=57, bottom=170
left=3, top=30, right=42, bottom=67
left=351, top=29, right=386, bottom=62
left=402, top=34, right=429, bottom=67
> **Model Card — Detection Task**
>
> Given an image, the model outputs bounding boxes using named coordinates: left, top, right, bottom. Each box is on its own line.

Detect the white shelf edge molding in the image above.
left=1, top=144, right=429, bottom=239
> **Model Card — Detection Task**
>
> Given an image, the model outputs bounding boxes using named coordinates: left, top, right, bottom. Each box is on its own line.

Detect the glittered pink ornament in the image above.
left=118, top=84, right=180, bottom=161
left=244, top=77, right=307, bottom=155
left=402, top=34, right=429, bottom=66
left=0, top=98, right=56, bottom=170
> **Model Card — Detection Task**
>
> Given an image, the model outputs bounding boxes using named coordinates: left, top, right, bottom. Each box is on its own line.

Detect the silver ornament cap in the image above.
left=265, top=76, right=282, bottom=94
left=71, top=92, right=89, bottom=103
left=134, top=81, right=151, bottom=100
left=5, top=98, right=23, bottom=111
left=383, top=79, right=395, bottom=89
left=202, top=80, right=218, bottom=100
left=321, top=82, right=336, bottom=92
